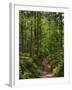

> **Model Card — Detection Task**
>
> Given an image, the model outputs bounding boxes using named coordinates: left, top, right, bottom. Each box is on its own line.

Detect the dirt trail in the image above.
left=39, top=59, right=54, bottom=78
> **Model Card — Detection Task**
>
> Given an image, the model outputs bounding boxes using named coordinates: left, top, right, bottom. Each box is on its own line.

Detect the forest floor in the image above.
left=39, top=59, right=54, bottom=78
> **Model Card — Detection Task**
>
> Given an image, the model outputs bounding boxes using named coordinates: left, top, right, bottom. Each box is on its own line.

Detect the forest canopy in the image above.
left=19, top=10, right=64, bottom=79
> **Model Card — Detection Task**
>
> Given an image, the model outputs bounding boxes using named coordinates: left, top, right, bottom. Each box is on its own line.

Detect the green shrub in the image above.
left=20, top=52, right=30, bottom=57
left=53, top=61, right=64, bottom=77
left=19, top=70, right=33, bottom=79
left=19, top=53, right=43, bottom=79
left=53, top=66, right=61, bottom=76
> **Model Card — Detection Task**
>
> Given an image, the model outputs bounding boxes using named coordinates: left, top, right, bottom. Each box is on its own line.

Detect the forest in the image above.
left=19, top=10, right=64, bottom=79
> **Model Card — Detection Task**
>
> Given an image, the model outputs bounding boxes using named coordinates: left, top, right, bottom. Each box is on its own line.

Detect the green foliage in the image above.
left=19, top=70, right=32, bottom=79
left=53, top=66, right=61, bottom=76
left=19, top=53, right=42, bottom=79
left=19, top=11, right=64, bottom=79
left=53, top=62, right=64, bottom=77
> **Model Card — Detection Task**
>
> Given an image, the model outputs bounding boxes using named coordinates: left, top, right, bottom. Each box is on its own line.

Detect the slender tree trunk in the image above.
left=40, top=26, right=42, bottom=48
left=34, top=11, right=37, bottom=55
left=21, top=24, right=24, bottom=53
left=36, top=12, right=39, bottom=56
left=30, top=21, right=33, bottom=57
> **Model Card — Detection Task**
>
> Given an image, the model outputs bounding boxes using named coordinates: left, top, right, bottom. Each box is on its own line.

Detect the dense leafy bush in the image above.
left=19, top=53, right=42, bottom=79
left=53, top=66, right=61, bottom=76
